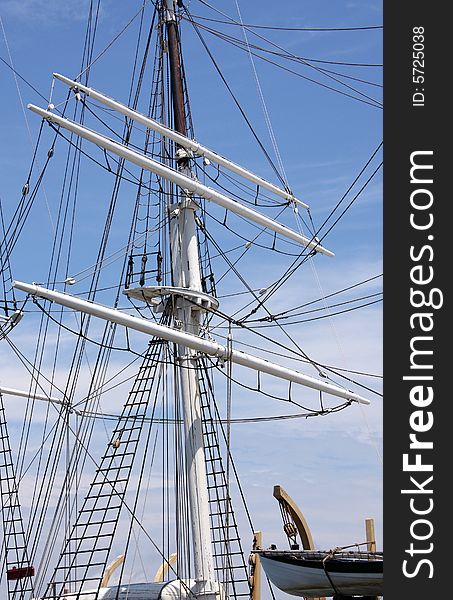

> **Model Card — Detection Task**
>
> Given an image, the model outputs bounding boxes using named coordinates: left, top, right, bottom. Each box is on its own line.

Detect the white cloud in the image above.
left=1, top=0, right=100, bottom=24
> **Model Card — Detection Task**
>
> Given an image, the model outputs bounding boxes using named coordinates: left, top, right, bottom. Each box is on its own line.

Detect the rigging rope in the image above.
left=185, top=7, right=289, bottom=189
left=240, top=142, right=383, bottom=318
left=234, top=0, right=289, bottom=187
left=191, top=8, right=383, bottom=32
left=183, top=289, right=384, bottom=398
left=1, top=1, right=382, bottom=595
left=0, top=16, right=33, bottom=142
left=185, top=12, right=383, bottom=108
left=193, top=1, right=383, bottom=67
left=0, top=55, right=48, bottom=101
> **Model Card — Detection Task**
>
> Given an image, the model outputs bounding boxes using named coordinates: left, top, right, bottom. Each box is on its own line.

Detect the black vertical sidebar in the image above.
left=384, top=3, right=448, bottom=599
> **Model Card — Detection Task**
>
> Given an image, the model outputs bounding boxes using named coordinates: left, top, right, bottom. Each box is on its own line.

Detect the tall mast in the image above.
left=164, top=1, right=217, bottom=597
left=14, top=3, right=372, bottom=594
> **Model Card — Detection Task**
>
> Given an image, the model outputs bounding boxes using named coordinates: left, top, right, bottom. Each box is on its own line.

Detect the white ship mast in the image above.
left=162, top=0, right=217, bottom=595
left=8, top=2, right=374, bottom=598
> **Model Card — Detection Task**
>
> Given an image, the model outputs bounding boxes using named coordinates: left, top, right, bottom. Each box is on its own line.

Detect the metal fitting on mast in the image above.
left=164, top=0, right=177, bottom=23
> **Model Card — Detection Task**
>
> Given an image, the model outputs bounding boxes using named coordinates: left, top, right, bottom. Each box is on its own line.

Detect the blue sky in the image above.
left=1, top=1, right=382, bottom=597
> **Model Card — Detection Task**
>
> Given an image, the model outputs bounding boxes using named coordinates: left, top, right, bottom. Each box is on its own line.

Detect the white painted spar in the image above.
left=13, top=281, right=369, bottom=405
left=27, top=104, right=334, bottom=257
left=53, top=72, right=309, bottom=209
left=0, top=386, right=63, bottom=404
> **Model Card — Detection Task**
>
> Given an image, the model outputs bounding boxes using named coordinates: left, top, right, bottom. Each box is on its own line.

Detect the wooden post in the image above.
left=363, top=518, right=379, bottom=600
left=365, top=518, right=376, bottom=552
left=250, top=531, right=262, bottom=600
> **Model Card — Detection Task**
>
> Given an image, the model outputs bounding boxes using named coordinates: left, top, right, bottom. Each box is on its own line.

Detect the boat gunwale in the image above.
left=257, top=550, right=383, bottom=574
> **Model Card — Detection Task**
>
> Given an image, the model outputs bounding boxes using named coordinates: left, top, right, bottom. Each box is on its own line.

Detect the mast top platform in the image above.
left=124, top=286, right=219, bottom=312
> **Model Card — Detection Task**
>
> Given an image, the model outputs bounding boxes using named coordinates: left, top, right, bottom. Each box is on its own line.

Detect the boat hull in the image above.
left=259, top=551, right=383, bottom=598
